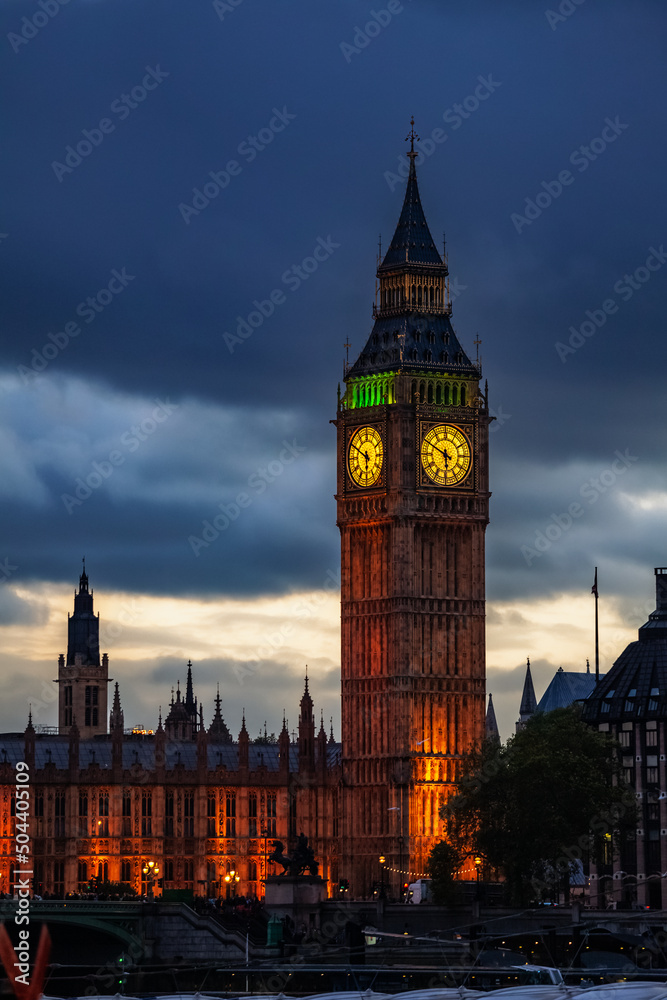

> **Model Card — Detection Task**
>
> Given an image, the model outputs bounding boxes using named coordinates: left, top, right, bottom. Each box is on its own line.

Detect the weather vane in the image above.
left=406, top=116, right=420, bottom=156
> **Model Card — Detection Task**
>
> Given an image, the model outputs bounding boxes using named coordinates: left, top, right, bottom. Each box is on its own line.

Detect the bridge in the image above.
left=0, top=899, right=265, bottom=966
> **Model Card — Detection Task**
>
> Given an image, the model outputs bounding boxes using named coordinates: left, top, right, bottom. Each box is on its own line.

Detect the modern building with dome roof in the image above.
left=582, top=567, right=667, bottom=909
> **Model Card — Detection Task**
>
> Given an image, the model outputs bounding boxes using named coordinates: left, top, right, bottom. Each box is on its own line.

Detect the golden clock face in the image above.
left=348, top=426, right=383, bottom=488
left=421, top=424, right=472, bottom=486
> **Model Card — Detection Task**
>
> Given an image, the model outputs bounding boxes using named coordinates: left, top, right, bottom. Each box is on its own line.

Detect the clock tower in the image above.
left=336, top=128, right=490, bottom=895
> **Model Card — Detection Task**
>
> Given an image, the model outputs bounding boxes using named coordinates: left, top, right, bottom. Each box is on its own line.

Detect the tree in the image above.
left=441, top=707, right=635, bottom=905
left=426, top=840, right=463, bottom=904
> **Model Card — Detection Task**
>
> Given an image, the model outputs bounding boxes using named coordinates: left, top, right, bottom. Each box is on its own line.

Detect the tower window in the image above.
left=207, top=794, right=216, bottom=836
left=142, top=791, right=152, bottom=836
left=183, top=791, right=194, bottom=836
left=226, top=792, right=236, bottom=837
left=441, top=352, right=449, bottom=364
left=249, top=793, right=258, bottom=837
left=164, top=791, right=174, bottom=836
left=428, top=332, right=435, bottom=344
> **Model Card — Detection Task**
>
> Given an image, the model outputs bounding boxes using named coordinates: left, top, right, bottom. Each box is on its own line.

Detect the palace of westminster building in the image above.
left=2, top=129, right=661, bottom=906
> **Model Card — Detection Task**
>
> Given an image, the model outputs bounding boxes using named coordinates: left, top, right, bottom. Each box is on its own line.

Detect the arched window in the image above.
left=436, top=384, right=442, bottom=404
left=460, top=385, right=466, bottom=405
left=427, top=382, right=434, bottom=403
left=411, top=284, right=416, bottom=305
left=444, top=385, right=451, bottom=405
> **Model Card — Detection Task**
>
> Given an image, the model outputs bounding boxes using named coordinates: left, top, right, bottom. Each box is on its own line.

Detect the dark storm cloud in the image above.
left=1, top=0, right=666, bottom=659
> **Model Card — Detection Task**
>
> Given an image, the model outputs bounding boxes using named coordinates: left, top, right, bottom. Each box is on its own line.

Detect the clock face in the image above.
left=348, top=426, right=383, bottom=488
left=421, top=424, right=472, bottom=486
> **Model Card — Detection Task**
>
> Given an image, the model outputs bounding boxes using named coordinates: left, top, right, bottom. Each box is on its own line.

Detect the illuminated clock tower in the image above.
left=336, top=127, right=490, bottom=895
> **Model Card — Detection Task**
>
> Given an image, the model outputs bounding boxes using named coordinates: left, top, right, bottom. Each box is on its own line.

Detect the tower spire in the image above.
left=110, top=681, right=124, bottom=731
left=517, top=657, right=538, bottom=731
left=406, top=115, right=419, bottom=157
left=485, top=693, right=500, bottom=746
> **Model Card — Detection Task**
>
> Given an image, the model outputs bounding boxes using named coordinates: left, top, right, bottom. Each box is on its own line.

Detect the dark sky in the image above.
left=1, top=0, right=666, bottom=739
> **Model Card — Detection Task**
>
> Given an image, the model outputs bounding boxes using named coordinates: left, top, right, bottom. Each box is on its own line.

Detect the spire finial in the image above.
left=406, top=116, right=419, bottom=158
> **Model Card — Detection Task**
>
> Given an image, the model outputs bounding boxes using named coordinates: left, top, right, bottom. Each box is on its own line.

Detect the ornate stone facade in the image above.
left=0, top=573, right=340, bottom=899
left=336, top=133, right=489, bottom=895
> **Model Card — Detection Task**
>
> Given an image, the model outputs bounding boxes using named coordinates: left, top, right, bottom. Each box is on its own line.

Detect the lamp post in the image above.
left=261, top=825, right=268, bottom=899
left=142, top=859, right=160, bottom=899
left=378, top=855, right=386, bottom=900
left=224, top=868, right=241, bottom=900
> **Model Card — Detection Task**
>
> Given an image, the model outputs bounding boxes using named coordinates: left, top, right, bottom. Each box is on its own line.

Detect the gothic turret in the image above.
left=516, top=658, right=537, bottom=731
left=317, top=711, right=328, bottom=772
left=208, top=685, right=232, bottom=743
left=24, top=710, right=35, bottom=769
left=279, top=713, right=290, bottom=773
left=298, top=673, right=315, bottom=772
left=164, top=663, right=199, bottom=740
left=485, top=693, right=500, bottom=745
left=238, top=712, right=249, bottom=769
left=346, top=121, right=479, bottom=391
left=109, top=682, right=124, bottom=731
left=58, top=562, right=109, bottom=737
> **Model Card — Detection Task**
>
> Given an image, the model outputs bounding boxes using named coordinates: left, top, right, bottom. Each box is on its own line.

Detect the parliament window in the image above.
left=248, top=794, right=257, bottom=837
left=266, top=793, right=276, bottom=836
left=79, top=792, right=88, bottom=836
left=164, top=792, right=174, bottom=836
left=123, top=790, right=132, bottom=836
left=226, top=793, right=236, bottom=837
left=54, top=792, right=66, bottom=837
left=184, top=791, right=194, bottom=836
left=98, top=792, right=109, bottom=836
left=207, top=794, right=216, bottom=836
left=142, top=792, right=152, bottom=836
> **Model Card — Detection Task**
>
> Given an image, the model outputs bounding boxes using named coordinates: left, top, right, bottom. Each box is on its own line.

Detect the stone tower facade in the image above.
left=57, top=562, right=109, bottom=737
left=336, top=131, right=490, bottom=895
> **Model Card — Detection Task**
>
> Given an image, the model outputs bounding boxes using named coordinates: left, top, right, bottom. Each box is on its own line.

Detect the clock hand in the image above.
left=430, top=441, right=451, bottom=465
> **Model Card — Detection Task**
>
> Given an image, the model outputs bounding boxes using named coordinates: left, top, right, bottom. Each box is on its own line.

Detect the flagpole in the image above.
left=593, top=567, right=599, bottom=684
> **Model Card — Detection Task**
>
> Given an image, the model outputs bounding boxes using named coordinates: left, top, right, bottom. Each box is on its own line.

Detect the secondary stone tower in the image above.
left=57, top=562, right=109, bottom=736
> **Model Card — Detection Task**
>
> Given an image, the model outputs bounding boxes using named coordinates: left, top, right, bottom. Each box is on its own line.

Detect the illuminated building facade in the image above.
left=336, top=127, right=490, bottom=894
left=0, top=571, right=340, bottom=899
